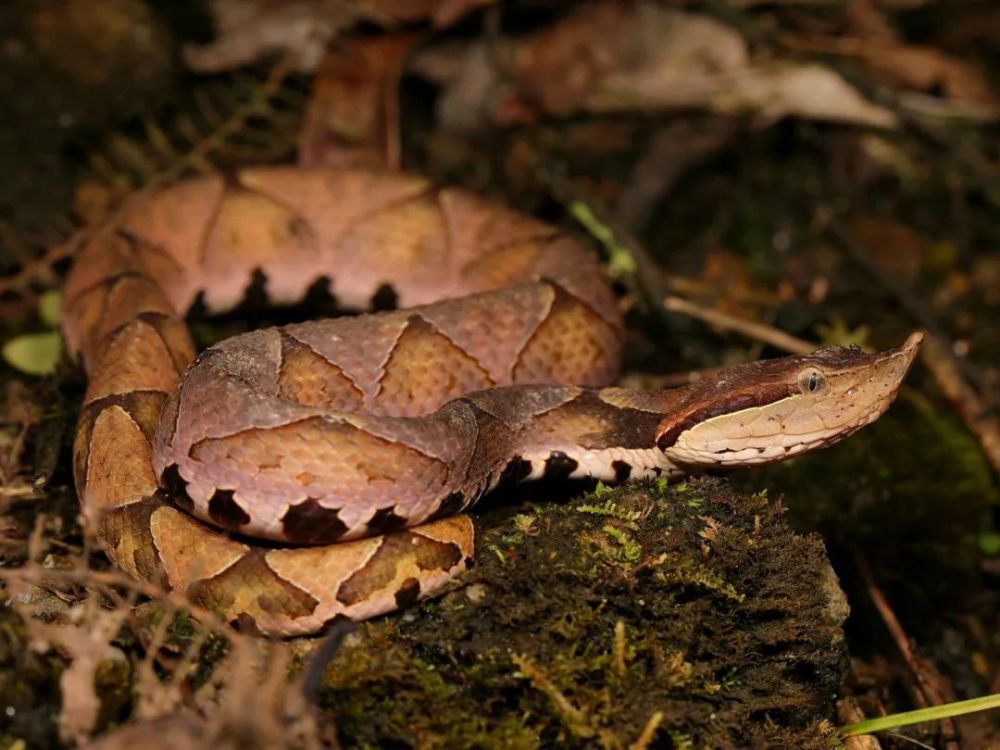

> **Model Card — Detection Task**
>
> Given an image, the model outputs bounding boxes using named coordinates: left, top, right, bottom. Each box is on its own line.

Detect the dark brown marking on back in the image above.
left=500, top=455, right=533, bottom=486
left=159, top=464, right=194, bottom=513
left=281, top=498, right=349, bottom=543
left=544, top=451, right=579, bottom=480
left=371, top=283, right=398, bottom=311
left=426, top=491, right=465, bottom=522
left=301, top=274, right=337, bottom=309
left=233, top=612, right=265, bottom=636
left=539, top=389, right=663, bottom=450
left=78, top=389, right=168, bottom=444
left=104, top=498, right=167, bottom=588
left=208, top=489, right=251, bottom=528
left=136, top=310, right=175, bottom=328
left=188, top=550, right=319, bottom=619
left=286, top=216, right=313, bottom=241
left=612, top=460, right=632, bottom=482
left=241, top=267, right=269, bottom=308
left=367, top=506, right=408, bottom=535
left=394, top=578, right=422, bottom=609
left=336, top=532, right=463, bottom=606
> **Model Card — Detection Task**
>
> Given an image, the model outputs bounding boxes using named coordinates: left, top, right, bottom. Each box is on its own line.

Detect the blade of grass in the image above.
left=842, top=693, right=1000, bottom=737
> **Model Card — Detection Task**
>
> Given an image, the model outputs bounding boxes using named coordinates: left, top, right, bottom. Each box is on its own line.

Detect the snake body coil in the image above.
left=63, top=168, right=921, bottom=636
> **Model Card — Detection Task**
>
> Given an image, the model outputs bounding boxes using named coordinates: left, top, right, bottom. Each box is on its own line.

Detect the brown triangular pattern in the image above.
left=375, top=316, right=494, bottom=416
left=438, top=188, right=556, bottom=271
left=85, top=405, right=159, bottom=511
left=239, top=167, right=432, bottom=258
left=100, top=497, right=169, bottom=587
left=511, top=283, right=621, bottom=386
left=187, top=546, right=322, bottom=622
left=416, top=284, right=554, bottom=384
left=336, top=530, right=463, bottom=606
left=75, top=390, right=168, bottom=479
left=150, top=505, right=249, bottom=589
left=96, top=273, right=175, bottom=343
left=199, top=186, right=321, bottom=312
left=86, top=319, right=182, bottom=403
left=529, top=235, right=622, bottom=327
left=137, top=313, right=197, bottom=374
left=331, top=192, right=449, bottom=307
left=458, top=240, right=544, bottom=292
left=119, top=176, right=226, bottom=309
left=62, top=232, right=148, bottom=312
left=282, top=314, right=411, bottom=404
left=278, top=333, right=365, bottom=411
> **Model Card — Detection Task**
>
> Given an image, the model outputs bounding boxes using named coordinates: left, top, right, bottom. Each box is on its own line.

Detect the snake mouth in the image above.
left=657, top=331, right=923, bottom=468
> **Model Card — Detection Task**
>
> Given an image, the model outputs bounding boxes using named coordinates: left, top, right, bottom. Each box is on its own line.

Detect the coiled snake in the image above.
left=62, top=168, right=921, bottom=636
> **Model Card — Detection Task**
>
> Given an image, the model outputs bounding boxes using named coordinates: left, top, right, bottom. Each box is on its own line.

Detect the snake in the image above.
left=61, top=167, right=922, bottom=637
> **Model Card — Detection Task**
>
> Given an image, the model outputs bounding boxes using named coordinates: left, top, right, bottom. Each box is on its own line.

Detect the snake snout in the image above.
left=659, top=332, right=923, bottom=469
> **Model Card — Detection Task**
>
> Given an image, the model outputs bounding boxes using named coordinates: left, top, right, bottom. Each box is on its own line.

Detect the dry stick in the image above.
left=838, top=698, right=884, bottom=750
left=855, top=553, right=960, bottom=750
left=918, top=333, right=1000, bottom=478
left=663, top=295, right=815, bottom=355
left=826, top=219, right=1000, bottom=478
left=1, top=564, right=252, bottom=648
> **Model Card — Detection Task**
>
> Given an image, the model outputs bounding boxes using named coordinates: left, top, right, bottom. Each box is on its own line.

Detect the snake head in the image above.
left=655, top=331, right=924, bottom=468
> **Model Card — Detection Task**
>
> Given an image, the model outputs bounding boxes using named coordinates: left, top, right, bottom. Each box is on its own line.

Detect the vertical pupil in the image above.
left=808, top=372, right=818, bottom=391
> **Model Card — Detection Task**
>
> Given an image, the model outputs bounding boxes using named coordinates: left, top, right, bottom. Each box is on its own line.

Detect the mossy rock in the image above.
left=739, top=390, right=998, bottom=631
left=315, top=478, right=848, bottom=749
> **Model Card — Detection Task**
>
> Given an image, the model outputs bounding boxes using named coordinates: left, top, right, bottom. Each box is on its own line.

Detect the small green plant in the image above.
left=2, top=291, right=62, bottom=376
left=841, top=693, right=1000, bottom=738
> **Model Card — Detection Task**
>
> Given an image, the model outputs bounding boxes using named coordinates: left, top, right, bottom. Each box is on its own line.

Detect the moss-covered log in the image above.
left=315, top=477, right=848, bottom=749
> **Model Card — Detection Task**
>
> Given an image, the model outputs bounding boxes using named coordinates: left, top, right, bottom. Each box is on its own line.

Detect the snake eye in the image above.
left=800, top=369, right=825, bottom=394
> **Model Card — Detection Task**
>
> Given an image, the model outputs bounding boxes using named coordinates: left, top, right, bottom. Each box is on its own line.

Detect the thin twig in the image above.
left=1, top=563, right=251, bottom=646
left=919, top=335, right=1000, bottom=478
left=826, top=217, right=1000, bottom=478
left=855, top=553, right=960, bottom=750
left=663, top=295, right=814, bottom=354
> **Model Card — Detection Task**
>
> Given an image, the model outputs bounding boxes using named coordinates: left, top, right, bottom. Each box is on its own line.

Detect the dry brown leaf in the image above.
left=855, top=44, right=997, bottom=109
left=185, top=0, right=493, bottom=73
left=413, top=4, right=896, bottom=130
left=783, top=34, right=998, bottom=118
left=593, top=60, right=896, bottom=128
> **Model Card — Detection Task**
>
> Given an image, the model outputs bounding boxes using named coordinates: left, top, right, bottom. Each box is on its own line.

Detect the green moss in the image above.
left=315, top=478, right=847, bottom=749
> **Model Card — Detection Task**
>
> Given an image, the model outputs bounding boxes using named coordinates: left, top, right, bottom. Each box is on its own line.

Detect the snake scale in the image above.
left=62, top=167, right=921, bottom=636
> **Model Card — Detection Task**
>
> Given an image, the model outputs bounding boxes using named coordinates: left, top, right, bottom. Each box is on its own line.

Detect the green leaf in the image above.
left=978, top=532, right=1000, bottom=557
left=2, top=332, right=63, bottom=376
left=38, top=290, right=62, bottom=328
